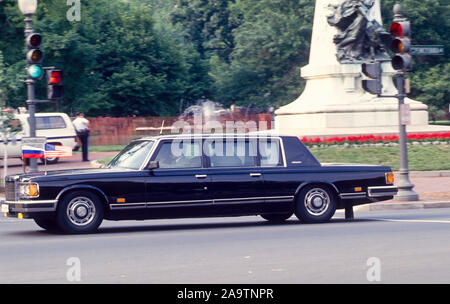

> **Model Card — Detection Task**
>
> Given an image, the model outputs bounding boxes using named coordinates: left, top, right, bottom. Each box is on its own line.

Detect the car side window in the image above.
left=154, top=141, right=202, bottom=169
left=28, top=116, right=67, bottom=130
left=206, top=139, right=257, bottom=168
left=259, top=139, right=283, bottom=167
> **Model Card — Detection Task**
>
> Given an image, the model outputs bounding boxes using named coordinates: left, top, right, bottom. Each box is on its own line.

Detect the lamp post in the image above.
left=18, top=0, right=39, bottom=172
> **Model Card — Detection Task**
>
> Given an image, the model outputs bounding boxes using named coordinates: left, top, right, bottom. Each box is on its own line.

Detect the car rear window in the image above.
left=29, top=116, right=67, bottom=130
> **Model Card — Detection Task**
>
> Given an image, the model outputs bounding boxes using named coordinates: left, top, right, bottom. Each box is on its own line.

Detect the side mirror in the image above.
left=148, top=161, right=159, bottom=170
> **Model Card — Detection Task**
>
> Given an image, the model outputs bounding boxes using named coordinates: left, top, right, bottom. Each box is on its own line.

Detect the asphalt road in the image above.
left=1, top=208, right=450, bottom=284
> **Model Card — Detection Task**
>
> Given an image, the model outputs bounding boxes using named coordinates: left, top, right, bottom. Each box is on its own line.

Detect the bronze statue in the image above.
left=327, top=0, right=391, bottom=62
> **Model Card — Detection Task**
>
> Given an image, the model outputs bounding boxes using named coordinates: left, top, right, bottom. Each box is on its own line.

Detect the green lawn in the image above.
left=90, top=145, right=125, bottom=152
left=430, top=120, right=450, bottom=126
left=310, top=145, right=450, bottom=171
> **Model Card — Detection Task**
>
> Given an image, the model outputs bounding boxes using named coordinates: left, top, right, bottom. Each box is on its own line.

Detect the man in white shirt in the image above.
left=72, top=112, right=90, bottom=161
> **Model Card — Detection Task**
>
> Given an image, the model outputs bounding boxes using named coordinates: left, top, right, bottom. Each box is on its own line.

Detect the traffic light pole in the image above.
left=24, top=14, right=38, bottom=172
left=390, top=4, right=418, bottom=201
left=394, top=72, right=419, bottom=201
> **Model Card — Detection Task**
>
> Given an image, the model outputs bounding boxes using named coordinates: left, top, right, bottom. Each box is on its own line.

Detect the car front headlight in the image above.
left=19, top=182, right=39, bottom=198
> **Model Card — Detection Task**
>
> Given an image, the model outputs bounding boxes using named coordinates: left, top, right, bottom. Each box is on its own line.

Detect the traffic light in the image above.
left=46, top=69, right=64, bottom=100
left=26, top=33, right=44, bottom=79
left=389, top=21, right=412, bottom=71
left=361, top=62, right=382, bottom=95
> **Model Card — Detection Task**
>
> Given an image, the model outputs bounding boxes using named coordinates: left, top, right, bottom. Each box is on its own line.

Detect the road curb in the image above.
left=355, top=200, right=450, bottom=212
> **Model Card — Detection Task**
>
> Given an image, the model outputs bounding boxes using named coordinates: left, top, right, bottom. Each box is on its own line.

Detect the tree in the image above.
left=0, top=51, right=24, bottom=108
left=210, top=0, right=314, bottom=109
left=410, top=63, right=449, bottom=117
left=33, top=0, right=205, bottom=116
left=0, top=51, right=6, bottom=107
left=0, top=0, right=212, bottom=116
left=171, top=0, right=242, bottom=63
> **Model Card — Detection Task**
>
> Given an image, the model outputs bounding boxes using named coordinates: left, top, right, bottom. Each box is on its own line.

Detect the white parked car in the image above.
left=0, top=112, right=77, bottom=164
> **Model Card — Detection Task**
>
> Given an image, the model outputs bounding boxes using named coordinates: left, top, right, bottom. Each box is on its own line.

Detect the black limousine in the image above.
left=1, top=134, right=397, bottom=233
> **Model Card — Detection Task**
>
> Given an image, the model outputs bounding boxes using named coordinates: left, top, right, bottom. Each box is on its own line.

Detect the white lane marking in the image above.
left=376, top=218, right=450, bottom=224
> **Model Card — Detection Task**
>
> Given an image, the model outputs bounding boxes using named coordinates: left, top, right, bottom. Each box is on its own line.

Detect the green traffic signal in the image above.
left=27, top=64, right=43, bottom=79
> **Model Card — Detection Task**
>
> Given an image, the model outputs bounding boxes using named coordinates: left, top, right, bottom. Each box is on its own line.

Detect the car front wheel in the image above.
left=34, top=218, right=61, bottom=232
left=56, top=191, right=104, bottom=234
left=295, top=185, right=336, bottom=223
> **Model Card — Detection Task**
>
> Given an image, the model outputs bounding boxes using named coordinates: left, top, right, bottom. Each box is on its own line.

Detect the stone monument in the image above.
left=274, top=0, right=443, bottom=137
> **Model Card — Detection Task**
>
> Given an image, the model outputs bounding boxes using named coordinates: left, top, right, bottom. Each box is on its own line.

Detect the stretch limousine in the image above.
left=1, top=134, right=397, bottom=234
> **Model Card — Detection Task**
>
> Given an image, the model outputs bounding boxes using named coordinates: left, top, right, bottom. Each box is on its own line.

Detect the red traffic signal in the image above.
left=46, top=70, right=64, bottom=100
left=48, top=70, right=63, bottom=84
left=389, top=22, right=410, bottom=37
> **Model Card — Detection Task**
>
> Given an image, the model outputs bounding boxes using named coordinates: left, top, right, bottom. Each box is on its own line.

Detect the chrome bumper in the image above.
left=1, top=199, right=58, bottom=214
left=367, top=186, right=398, bottom=197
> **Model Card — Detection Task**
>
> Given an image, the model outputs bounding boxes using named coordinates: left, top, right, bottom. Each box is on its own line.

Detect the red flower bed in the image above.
left=300, top=132, right=450, bottom=146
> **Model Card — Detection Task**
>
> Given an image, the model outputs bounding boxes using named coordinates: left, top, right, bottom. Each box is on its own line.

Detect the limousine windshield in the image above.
left=108, top=140, right=154, bottom=169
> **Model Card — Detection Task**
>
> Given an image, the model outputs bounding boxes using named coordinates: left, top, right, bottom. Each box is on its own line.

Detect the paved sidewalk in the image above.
left=354, top=171, right=450, bottom=211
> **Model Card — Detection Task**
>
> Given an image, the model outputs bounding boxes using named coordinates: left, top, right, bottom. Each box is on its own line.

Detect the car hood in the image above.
left=6, top=167, right=139, bottom=182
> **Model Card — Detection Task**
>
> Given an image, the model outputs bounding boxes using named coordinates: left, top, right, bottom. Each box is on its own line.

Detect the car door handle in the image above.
left=249, top=173, right=262, bottom=177
left=195, top=174, right=208, bottom=179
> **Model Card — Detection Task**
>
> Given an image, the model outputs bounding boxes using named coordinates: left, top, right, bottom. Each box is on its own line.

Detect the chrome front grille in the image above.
left=5, top=181, right=16, bottom=201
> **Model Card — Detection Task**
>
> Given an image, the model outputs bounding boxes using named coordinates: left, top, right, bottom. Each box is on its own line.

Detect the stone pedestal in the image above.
left=274, top=0, right=439, bottom=137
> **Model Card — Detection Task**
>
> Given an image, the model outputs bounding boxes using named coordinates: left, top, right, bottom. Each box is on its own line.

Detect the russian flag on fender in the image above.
left=45, top=144, right=72, bottom=158
left=22, top=145, right=45, bottom=159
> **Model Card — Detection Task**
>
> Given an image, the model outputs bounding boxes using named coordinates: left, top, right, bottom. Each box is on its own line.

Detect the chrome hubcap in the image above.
left=67, top=197, right=96, bottom=226
left=304, top=188, right=330, bottom=216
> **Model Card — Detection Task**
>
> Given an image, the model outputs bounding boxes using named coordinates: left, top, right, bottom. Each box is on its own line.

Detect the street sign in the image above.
left=400, top=104, right=411, bottom=125
left=411, top=45, right=444, bottom=55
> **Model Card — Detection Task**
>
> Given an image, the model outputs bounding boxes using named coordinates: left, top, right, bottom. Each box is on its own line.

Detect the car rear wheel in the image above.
left=56, top=191, right=104, bottom=234
left=260, top=212, right=293, bottom=223
left=295, top=185, right=336, bottom=223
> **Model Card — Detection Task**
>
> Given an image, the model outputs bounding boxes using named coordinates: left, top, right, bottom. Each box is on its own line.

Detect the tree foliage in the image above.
left=171, top=0, right=242, bottom=63
left=0, top=0, right=211, bottom=116
left=211, top=0, right=314, bottom=109
left=0, top=0, right=448, bottom=117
